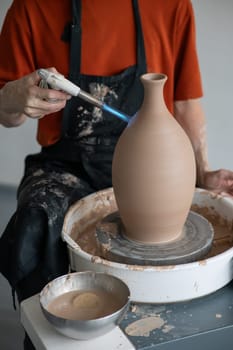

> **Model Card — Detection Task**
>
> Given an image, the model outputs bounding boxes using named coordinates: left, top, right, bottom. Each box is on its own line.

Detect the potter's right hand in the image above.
left=0, top=68, right=71, bottom=127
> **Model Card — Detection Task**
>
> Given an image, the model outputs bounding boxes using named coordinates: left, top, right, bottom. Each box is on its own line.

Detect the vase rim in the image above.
left=141, top=73, right=167, bottom=82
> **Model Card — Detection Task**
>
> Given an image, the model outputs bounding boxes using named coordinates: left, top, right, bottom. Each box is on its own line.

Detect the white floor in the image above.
left=0, top=185, right=24, bottom=350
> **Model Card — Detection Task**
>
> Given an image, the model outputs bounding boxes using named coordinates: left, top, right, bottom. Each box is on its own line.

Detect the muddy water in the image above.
left=47, top=289, right=123, bottom=320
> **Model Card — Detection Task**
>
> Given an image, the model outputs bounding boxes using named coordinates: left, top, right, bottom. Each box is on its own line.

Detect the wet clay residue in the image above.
left=73, top=223, right=100, bottom=256
left=125, top=316, right=165, bottom=337
left=69, top=193, right=117, bottom=256
left=124, top=304, right=175, bottom=337
left=73, top=204, right=233, bottom=261
left=47, top=289, right=123, bottom=320
left=191, top=204, right=233, bottom=258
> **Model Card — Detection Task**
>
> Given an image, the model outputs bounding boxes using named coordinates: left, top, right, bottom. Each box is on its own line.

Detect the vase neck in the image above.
left=140, top=73, right=168, bottom=115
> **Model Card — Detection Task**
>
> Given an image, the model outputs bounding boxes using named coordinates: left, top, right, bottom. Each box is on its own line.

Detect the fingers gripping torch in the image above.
left=38, top=69, right=130, bottom=123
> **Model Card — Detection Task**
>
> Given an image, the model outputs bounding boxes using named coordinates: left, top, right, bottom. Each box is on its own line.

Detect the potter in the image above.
left=112, top=73, right=196, bottom=244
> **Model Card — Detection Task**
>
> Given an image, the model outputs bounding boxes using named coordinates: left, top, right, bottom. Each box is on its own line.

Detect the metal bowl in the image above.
left=39, top=271, right=130, bottom=340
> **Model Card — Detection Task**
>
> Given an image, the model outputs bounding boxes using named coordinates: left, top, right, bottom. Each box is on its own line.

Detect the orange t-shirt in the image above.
left=0, top=0, right=203, bottom=146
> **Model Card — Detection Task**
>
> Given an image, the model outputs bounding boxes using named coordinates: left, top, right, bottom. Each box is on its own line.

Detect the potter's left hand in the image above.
left=199, top=169, right=233, bottom=197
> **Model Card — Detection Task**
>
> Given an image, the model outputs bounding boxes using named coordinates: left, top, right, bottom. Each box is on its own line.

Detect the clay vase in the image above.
left=112, top=73, right=196, bottom=244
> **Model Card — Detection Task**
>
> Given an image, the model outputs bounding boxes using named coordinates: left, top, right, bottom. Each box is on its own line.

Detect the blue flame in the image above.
left=103, top=104, right=130, bottom=123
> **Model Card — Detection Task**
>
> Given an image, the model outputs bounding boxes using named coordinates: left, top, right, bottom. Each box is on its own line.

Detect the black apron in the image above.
left=0, top=0, right=147, bottom=302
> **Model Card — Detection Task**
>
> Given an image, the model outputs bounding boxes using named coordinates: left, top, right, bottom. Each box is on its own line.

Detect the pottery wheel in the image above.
left=95, top=211, right=214, bottom=265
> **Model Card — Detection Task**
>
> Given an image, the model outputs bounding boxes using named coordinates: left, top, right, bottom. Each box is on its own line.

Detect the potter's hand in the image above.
left=0, top=68, right=71, bottom=127
left=199, top=169, right=233, bottom=197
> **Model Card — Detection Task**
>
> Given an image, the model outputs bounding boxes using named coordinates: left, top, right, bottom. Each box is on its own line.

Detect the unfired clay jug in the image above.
left=112, top=73, right=196, bottom=244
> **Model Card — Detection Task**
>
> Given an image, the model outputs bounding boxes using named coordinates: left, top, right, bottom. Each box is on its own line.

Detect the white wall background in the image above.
left=0, top=0, right=233, bottom=186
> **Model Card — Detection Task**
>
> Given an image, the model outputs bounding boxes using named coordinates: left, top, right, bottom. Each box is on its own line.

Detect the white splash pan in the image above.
left=62, top=188, right=233, bottom=303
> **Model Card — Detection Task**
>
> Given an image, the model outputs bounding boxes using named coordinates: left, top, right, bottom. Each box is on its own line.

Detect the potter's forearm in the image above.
left=174, top=99, right=210, bottom=186
left=0, top=112, right=26, bottom=127
left=0, top=87, right=26, bottom=127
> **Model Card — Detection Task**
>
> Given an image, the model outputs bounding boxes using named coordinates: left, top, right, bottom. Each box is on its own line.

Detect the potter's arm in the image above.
left=174, top=98, right=233, bottom=196
left=0, top=85, right=27, bottom=127
left=174, top=98, right=209, bottom=187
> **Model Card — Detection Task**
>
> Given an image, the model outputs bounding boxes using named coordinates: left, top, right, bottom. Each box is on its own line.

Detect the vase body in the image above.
left=112, top=73, right=196, bottom=244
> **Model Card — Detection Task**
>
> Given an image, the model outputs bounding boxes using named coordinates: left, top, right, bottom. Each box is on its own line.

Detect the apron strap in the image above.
left=62, top=0, right=81, bottom=136
left=132, top=0, right=147, bottom=74
left=69, top=0, right=82, bottom=80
